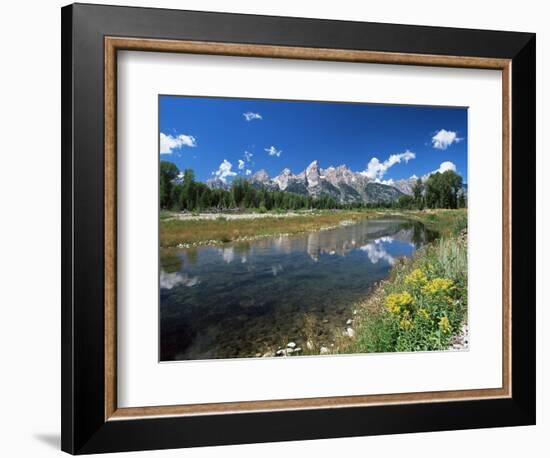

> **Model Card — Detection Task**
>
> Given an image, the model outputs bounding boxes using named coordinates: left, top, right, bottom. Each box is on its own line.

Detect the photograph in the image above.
left=50, top=2, right=537, bottom=455
left=159, top=96, right=469, bottom=361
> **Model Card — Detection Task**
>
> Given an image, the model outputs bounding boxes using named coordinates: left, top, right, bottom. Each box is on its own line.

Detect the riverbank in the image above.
left=259, top=209, right=468, bottom=357
left=338, top=215, right=468, bottom=354
left=159, top=208, right=467, bottom=248
left=160, top=209, right=377, bottom=247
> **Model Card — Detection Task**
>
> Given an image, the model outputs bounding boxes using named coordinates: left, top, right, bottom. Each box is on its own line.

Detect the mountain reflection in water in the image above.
left=160, top=218, right=436, bottom=361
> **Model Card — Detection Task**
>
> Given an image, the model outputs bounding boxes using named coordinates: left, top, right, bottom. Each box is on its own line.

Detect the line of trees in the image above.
left=397, top=172, right=466, bottom=210
left=160, top=161, right=343, bottom=211
left=161, top=161, right=466, bottom=212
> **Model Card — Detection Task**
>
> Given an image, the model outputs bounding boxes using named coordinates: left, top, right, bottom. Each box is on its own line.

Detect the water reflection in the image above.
left=160, top=271, right=200, bottom=290
left=360, top=237, right=395, bottom=265
left=160, top=218, right=436, bottom=361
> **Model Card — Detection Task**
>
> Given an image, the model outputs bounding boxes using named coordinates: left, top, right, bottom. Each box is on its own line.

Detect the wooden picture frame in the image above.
left=62, top=3, right=535, bottom=454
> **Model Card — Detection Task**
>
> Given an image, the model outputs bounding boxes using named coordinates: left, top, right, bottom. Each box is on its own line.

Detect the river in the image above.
left=160, top=218, right=436, bottom=361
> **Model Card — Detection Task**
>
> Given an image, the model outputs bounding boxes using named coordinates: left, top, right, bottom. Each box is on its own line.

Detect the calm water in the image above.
left=160, top=218, right=436, bottom=361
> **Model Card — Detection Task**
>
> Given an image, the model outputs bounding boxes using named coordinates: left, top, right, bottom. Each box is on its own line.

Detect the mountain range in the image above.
left=208, top=160, right=421, bottom=203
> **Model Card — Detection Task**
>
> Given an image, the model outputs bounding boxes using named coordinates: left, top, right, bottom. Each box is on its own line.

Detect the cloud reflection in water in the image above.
left=359, top=237, right=395, bottom=265
left=160, top=271, right=200, bottom=289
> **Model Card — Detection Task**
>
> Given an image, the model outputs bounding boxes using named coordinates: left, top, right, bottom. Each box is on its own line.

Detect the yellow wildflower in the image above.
left=439, top=316, right=451, bottom=333
left=404, top=269, right=428, bottom=288
left=400, top=318, right=413, bottom=330
left=418, top=308, right=430, bottom=320
left=385, top=291, right=413, bottom=315
left=422, top=278, right=454, bottom=296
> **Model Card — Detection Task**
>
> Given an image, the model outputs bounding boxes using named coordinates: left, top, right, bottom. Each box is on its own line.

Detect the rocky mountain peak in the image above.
left=206, top=177, right=228, bottom=190
left=273, top=168, right=294, bottom=191
left=243, top=159, right=411, bottom=203
left=305, top=160, right=320, bottom=189
left=251, top=169, right=269, bottom=183
left=280, top=168, right=292, bottom=176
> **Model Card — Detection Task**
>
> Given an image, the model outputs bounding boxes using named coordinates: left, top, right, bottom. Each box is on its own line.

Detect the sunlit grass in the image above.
left=160, top=208, right=467, bottom=247
left=159, top=210, right=374, bottom=247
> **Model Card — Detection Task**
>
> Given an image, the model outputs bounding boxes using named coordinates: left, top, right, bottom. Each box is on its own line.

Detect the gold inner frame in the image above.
left=104, top=37, right=512, bottom=421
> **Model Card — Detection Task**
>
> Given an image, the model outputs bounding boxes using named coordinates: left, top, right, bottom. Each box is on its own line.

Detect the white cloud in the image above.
left=245, top=169, right=252, bottom=176
left=244, top=151, right=253, bottom=162
left=160, top=132, right=197, bottom=154
left=238, top=159, right=245, bottom=170
left=431, top=129, right=461, bottom=150
left=437, top=161, right=457, bottom=173
left=265, top=146, right=282, bottom=157
left=423, top=161, right=458, bottom=180
left=243, top=112, right=262, bottom=121
left=213, top=159, right=237, bottom=183
left=361, top=150, right=415, bottom=180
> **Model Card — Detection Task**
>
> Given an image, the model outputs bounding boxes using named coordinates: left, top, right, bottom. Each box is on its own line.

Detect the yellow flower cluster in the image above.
left=400, top=318, right=413, bottom=330
left=385, top=291, right=413, bottom=315
left=439, top=316, right=451, bottom=333
left=404, top=268, right=428, bottom=287
left=422, top=278, right=454, bottom=296
left=383, top=267, right=458, bottom=337
left=417, top=308, right=430, bottom=320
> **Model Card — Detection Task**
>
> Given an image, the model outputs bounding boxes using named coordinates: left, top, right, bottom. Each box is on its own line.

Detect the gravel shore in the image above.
left=167, top=211, right=319, bottom=222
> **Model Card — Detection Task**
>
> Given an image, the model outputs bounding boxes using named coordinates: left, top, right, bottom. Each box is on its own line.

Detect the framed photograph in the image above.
left=61, top=3, right=536, bottom=454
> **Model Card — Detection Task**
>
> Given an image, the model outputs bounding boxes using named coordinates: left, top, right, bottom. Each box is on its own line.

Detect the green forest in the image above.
left=160, top=161, right=466, bottom=212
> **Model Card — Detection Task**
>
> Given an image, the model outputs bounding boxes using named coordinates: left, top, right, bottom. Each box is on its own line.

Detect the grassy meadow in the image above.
left=160, top=209, right=378, bottom=247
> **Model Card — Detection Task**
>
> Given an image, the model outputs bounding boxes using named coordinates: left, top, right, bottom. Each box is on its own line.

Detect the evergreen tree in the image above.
left=412, top=177, right=424, bottom=209
left=160, top=161, right=179, bottom=208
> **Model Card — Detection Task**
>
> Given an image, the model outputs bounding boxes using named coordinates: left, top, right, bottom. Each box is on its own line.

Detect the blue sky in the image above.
left=159, top=95, right=467, bottom=184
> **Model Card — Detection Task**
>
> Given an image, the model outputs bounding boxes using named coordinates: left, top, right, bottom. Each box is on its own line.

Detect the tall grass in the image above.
left=160, top=210, right=373, bottom=247
left=344, top=230, right=468, bottom=354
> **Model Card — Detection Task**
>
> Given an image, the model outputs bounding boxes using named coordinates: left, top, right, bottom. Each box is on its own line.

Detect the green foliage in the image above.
left=412, top=177, right=425, bottom=210
left=397, top=195, right=415, bottom=209
left=352, top=235, right=467, bottom=353
left=159, top=161, right=179, bottom=209
left=160, top=162, right=348, bottom=211
left=159, top=161, right=466, bottom=212
left=425, top=170, right=463, bottom=209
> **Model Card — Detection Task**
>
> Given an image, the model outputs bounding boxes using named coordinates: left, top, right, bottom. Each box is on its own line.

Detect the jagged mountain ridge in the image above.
left=247, top=160, right=407, bottom=203
left=198, top=160, right=465, bottom=204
